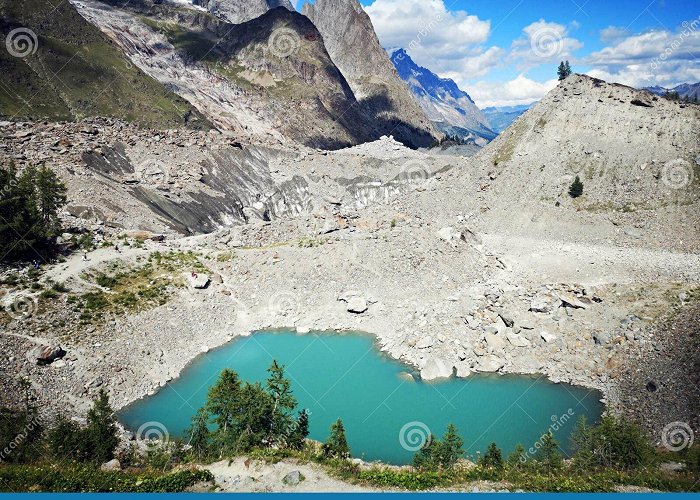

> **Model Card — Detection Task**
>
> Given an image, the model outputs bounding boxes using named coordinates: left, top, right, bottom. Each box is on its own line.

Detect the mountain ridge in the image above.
left=389, top=48, right=496, bottom=143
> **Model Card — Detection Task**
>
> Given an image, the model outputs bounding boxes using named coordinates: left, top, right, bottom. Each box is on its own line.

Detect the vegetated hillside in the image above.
left=482, top=104, right=532, bottom=134
left=0, top=0, right=209, bottom=128
left=71, top=0, right=381, bottom=149
left=389, top=48, right=496, bottom=144
left=302, top=0, right=440, bottom=148
left=481, top=74, right=700, bottom=210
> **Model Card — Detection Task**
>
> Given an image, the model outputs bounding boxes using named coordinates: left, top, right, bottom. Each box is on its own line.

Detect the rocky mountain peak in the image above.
left=389, top=48, right=495, bottom=143
left=302, top=0, right=439, bottom=148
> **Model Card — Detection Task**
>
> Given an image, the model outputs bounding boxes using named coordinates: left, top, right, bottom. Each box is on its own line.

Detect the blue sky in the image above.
left=295, top=0, right=700, bottom=106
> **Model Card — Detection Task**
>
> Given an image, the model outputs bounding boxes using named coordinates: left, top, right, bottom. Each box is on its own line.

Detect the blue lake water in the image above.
left=119, top=331, right=603, bottom=465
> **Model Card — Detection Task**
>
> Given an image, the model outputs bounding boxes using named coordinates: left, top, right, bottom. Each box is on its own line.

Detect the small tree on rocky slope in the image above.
left=569, top=175, right=584, bottom=198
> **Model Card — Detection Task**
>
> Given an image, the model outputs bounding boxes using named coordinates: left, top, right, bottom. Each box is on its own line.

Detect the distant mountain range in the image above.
left=389, top=48, right=496, bottom=144
left=482, top=105, right=532, bottom=134
left=644, top=82, right=700, bottom=101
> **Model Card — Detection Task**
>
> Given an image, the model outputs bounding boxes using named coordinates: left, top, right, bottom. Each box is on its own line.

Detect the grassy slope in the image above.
left=0, top=0, right=211, bottom=129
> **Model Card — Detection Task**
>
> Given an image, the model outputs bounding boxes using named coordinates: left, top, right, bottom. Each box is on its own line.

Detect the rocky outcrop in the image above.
left=302, top=0, right=439, bottom=148
left=71, top=0, right=380, bottom=149
left=28, top=345, right=66, bottom=365
left=482, top=74, right=700, bottom=209
left=192, top=0, right=294, bottom=24
left=390, top=49, right=496, bottom=144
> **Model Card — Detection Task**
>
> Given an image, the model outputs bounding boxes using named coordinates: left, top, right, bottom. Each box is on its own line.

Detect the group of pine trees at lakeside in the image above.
left=0, top=361, right=698, bottom=492
left=0, top=163, right=68, bottom=262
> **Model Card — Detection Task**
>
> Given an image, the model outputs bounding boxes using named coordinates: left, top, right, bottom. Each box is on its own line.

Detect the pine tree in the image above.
left=412, top=434, right=442, bottom=470
left=569, top=175, right=584, bottom=198
left=266, top=360, right=297, bottom=445
left=440, top=424, right=464, bottom=467
left=84, top=389, right=119, bottom=463
left=565, top=60, right=572, bottom=78
left=206, top=369, right=244, bottom=453
left=481, top=442, right=503, bottom=469
left=557, top=61, right=568, bottom=81
left=323, top=419, right=350, bottom=459
left=536, top=430, right=563, bottom=472
left=35, top=166, right=67, bottom=235
left=507, top=443, right=528, bottom=469
left=188, top=407, right=211, bottom=459
left=289, top=409, right=310, bottom=450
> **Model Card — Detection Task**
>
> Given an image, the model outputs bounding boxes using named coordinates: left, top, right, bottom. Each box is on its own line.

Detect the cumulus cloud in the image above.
left=468, top=75, right=559, bottom=108
left=586, top=19, right=700, bottom=88
left=509, top=20, right=583, bottom=69
left=364, top=0, right=501, bottom=80
left=599, top=26, right=629, bottom=43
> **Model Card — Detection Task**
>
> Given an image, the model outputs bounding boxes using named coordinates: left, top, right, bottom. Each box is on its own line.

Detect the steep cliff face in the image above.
left=302, top=0, right=439, bottom=148
left=191, top=0, right=294, bottom=24
left=71, top=0, right=380, bottom=149
left=390, top=48, right=496, bottom=143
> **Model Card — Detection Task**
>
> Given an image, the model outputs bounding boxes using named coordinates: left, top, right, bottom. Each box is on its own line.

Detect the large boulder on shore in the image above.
left=28, top=345, right=66, bottom=365
left=420, top=358, right=454, bottom=381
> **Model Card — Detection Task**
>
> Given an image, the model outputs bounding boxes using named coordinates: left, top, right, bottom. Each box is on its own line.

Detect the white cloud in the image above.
left=468, top=75, right=559, bottom=108
left=599, top=26, right=629, bottom=43
left=509, top=20, right=583, bottom=70
left=585, top=20, right=700, bottom=88
left=364, top=0, right=501, bottom=80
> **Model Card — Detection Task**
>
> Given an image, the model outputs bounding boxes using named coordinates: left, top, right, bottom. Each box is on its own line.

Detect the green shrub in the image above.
left=569, top=175, right=584, bottom=198
left=481, top=442, right=504, bottom=469
left=571, top=416, right=654, bottom=470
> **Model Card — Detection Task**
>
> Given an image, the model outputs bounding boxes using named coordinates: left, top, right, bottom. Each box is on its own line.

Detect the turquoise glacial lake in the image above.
left=119, top=331, right=603, bottom=465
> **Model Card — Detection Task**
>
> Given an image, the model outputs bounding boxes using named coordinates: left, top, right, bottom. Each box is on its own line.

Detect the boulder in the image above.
left=540, top=331, right=557, bottom=343
left=184, top=272, right=210, bottom=289
left=437, top=227, right=455, bottom=242
left=28, top=345, right=66, bottom=365
left=506, top=331, right=531, bottom=347
left=100, top=459, right=121, bottom=471
left=530, top=292, right=559, bottom=313
left=459, top=228, right=482, bottom=246
left=420, top=358, right=454, bottom=381
left=477, top=355, right=505, bottom=373
left=454, top=361, right=472, bottom=378
left=416, top=336, right=434, bottom=349
left=559, top=291, right=588, bottom=309
left=593, top=332, right=611, bottom=345
left=347, top=296, right=368, bottom=314
left=497, top=310, right=515, bottom=327
left=282, top=470, right=304, bottom=486
left=484, top=333, right=507, bottom=351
